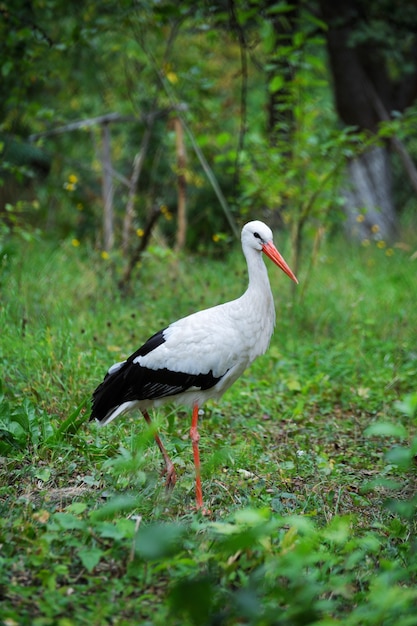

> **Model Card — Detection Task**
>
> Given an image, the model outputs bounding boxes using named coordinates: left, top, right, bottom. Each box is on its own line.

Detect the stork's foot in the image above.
left=196, top=506, right=212, bottom=517
left=162, top=461, right=177, bottom=491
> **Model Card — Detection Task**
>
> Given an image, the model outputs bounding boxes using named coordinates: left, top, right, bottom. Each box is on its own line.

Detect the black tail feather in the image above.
left=90, top=364, right=131, bottom=423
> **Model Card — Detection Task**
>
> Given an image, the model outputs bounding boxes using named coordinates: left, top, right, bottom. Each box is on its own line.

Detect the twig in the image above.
left=118, top=205, right=162, bottom=292
left=29, top=109, right=178, bottom=142
left=29, top=112, right=136, bottom=141
left=122, top=123, right=154, bottom=254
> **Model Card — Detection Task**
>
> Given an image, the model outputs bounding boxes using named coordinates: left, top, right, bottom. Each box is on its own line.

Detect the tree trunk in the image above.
left=318, top=0, right=417, bottom=242
left=343, top=145, right=396, bottom=242
left=174, top=117, right=187, bottom=252
left=101, top=121, right=114, bottom=251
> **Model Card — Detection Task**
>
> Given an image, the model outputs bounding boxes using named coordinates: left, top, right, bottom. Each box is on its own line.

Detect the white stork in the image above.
left=91, top=220, right=298, bottom=510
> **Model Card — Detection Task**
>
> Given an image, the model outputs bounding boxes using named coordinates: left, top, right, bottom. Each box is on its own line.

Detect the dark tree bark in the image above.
left=319, top=0, right=417, bottom=241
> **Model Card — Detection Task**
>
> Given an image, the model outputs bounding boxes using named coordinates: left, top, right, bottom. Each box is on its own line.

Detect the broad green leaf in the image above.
left=269, top=75, right=285, bottom=93
left=78, top=547, right=104, bottom=573
left=394, top=394, right=417, bottom=419
left=89, top=494, right=141, bottom=521
left=34, top=467, right=51, bottom=482
left=65, top=502, right=88, bottom=515
left=53, top=513, right=87, bottom=531
left=385, top=446, right=413, bottom=469
left=364, top=422, right=408, bottom=439
left=135, top=522, right=185, bottom=560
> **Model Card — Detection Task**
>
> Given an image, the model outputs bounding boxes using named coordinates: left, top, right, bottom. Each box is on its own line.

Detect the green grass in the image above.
left=1, top=232, right=417, bottom=625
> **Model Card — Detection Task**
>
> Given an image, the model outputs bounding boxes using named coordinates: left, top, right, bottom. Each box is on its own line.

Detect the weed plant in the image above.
left=1, top=231, right=417, bottom=625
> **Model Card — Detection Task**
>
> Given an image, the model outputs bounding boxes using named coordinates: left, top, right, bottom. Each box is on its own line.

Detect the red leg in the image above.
left=142, top=409, right=177, bottom=490
left=190, top=403, right=203, bottom=510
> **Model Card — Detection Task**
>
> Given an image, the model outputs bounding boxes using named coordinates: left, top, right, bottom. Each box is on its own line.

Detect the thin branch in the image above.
left=29, top=113, right=136, bottom=141
left=118, top=205, right=162, bottom=292
left=182, top=116, right=240, bottom=238
left=28, top=109, right=179, bottom=142
left=122, top=123, right=154, bottom=253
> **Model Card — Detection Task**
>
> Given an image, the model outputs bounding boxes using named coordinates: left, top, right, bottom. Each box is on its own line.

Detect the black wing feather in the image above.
left=91, top=327, right=224, bottom=423
left=129, top=329, right=167, bottom=359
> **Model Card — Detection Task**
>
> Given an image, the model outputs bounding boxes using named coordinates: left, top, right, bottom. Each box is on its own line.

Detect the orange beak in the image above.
left=262, top=241, right=298, bottom=284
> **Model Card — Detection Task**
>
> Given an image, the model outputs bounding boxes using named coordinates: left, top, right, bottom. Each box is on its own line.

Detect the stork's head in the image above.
left=242, top=221, right=298, bottom=284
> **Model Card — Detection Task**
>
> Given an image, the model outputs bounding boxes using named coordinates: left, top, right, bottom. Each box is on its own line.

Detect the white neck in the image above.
left=244, top=246, right=271, bottom=293
left=241, top=247, right=276, bottom=349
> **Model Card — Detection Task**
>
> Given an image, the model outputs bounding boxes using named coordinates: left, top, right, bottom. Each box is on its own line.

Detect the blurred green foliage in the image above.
left=1, top=0, right=416, bottom=260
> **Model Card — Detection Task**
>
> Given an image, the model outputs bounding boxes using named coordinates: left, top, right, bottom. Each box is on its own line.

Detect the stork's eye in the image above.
left=253, top=232, right=262, bottom=240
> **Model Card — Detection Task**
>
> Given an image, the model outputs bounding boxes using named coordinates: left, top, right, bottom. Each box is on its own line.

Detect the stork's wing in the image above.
left=91, top=327, right=227, bottom=423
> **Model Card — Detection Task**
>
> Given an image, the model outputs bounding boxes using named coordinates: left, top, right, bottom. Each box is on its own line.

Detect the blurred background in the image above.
left=2, top=0, right=417, bottom=279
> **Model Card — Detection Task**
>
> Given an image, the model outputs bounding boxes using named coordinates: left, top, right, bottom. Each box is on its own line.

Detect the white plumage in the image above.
left=91, top=220, right=298, bottom=510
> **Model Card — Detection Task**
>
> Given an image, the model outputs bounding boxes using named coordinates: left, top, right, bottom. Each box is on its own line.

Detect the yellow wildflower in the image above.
left=356, top=214, right=365, bottom=223
left=71, top=238, right=80, bottom=247
left=136, top=228, right=144, bottom=237
left=161, top=204, right=173, bottom=220
left=371, top=224, right=380, bottom=234
left=166, top=71, right=178, bottom=84
left=212, top=234, right=220, bottom=243
left=101, top=251, right=110, bottom=260
left=377, top=240, right=386, bottom=249
left=385, top=248, right=394, bottom=257
left=68, top=174, right=78, bottom=184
